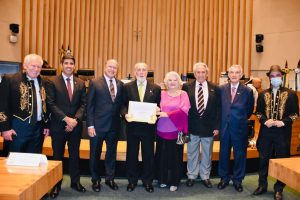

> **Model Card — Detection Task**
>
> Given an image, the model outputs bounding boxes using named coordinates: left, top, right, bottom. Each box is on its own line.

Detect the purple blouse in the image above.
left=157, top=90, right=191, bottom=140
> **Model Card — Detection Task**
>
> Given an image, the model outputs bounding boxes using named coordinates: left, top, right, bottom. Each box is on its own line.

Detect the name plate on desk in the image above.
left=128, top=101, right=157, bottom=123
left=6, top=152, right=48, bottom=167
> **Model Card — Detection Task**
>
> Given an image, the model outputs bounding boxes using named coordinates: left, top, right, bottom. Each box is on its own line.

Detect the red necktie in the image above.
left=66, top=78, right=73, bottom=101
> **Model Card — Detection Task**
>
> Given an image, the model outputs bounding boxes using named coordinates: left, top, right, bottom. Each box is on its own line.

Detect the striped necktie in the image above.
left=109, top=79, right=116, bottom=102
left=197, top=83, right=204, bottom=115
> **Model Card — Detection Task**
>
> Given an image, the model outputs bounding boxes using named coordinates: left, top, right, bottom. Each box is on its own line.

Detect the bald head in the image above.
left=252, top=77, right=262, bottom=91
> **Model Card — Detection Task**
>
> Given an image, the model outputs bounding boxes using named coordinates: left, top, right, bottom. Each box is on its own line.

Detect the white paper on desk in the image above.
left=128, top=101, right=157, bottom=123
left=6, top=152, right=48, bottom=167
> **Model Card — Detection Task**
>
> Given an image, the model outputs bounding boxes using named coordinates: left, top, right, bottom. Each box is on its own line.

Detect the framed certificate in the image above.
left=128, top=101, right=157, bottom=123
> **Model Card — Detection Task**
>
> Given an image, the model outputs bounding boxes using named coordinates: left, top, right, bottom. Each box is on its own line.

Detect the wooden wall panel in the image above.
left=22, top=0, right=253, bottom=83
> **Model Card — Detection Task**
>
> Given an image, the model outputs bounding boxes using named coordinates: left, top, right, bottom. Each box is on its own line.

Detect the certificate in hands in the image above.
left=128, top=101, right=157, bottom=123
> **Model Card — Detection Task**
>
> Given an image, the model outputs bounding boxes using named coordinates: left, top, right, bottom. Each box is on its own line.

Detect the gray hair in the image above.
left=193, top=62, right=209, bottom=74
left=23, top=54, right=43, bottom=66
left=228, top=64, right=243, bottom=74
left=134, top=62, right=148, bottom=70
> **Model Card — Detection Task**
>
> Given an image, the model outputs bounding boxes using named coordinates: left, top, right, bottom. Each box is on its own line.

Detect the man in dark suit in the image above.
left=123, top=62, right=161, bottom=193
left=253, top=65, right=299, bottom=200
left=0, top=74, right=9, bottom=133
left=46, top=51, right=86, bottom=198
left=218, top=65, right=254, bottom=192
left=87, top=59, right=124, bottom=192
left=0, top=74, right=10, bottom=156
left=1, top=54, right=50, bottom=153
left=182, top=62, right=221, bottom=188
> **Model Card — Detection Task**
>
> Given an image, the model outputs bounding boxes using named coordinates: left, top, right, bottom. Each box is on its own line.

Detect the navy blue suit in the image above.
left=218, top=83, right=254, bottom=184
left=86, top=76, right=124, bottom=181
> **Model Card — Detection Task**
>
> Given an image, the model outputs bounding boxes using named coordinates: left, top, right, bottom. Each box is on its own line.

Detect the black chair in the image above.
left=147, top=70, right=154, bottom=83
left=40, top=68, right=57, bottom=76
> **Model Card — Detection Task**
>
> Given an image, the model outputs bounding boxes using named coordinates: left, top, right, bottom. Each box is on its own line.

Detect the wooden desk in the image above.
left=269, top=157, right=300, bottom=192
left=42, top=137, right=259, bottom=161
left=0, top=157, right=62, bottom=200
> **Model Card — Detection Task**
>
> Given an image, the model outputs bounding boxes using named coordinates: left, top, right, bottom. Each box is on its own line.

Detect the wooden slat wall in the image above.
left=22, top=0, right=253, bottom=83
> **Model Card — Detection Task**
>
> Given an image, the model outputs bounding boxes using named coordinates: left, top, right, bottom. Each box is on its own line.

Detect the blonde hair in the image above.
left=164, top=71, right=183, bottom=89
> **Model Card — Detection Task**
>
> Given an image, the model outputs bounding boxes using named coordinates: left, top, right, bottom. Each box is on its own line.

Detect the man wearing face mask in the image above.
left=253, top=65, right=299, bottom=200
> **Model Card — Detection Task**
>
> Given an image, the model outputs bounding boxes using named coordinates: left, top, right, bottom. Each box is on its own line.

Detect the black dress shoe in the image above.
left=233, top=183, right=243, bottom=192
left=92, top=180, right=101, bottom=192
left=274, top=191, right=283, bottom=200
left=71, top=182, right=86, bottom=193
left=186, top=179, right=195, bottom=187
left=105, top=180, right=119, bottom=190
left=143, top=184, right=154, bottom=193
left=127, top=183, right=137, bottom=192
left=253, top=186, right=267, bottom=195
left=49, top=185, right=60, bottom=199
left=217, top=180, right=229, bottom=190
left=202, top=179, right=213, bottom=188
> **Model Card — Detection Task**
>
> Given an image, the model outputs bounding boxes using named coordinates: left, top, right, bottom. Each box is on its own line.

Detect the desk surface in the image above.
left=0, top=157, right=62, bottom=200
left=42, top=137, right=259, bottom=161
left=1, top=136, right=259, bottom=161
left=269, top=157, right=300, bottom=192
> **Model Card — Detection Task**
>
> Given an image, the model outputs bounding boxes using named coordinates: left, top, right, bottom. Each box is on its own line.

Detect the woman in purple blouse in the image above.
left=156, top=71, right=191, bottom=191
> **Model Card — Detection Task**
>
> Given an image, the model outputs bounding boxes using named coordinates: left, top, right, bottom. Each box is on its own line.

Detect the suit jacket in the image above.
left=46, top=75, right=86, bottom=132
left=122, top=80, right=161, bottom=135
left=219, top=82, right=254, bottom=138
left=1, top=72, right=50, bottom=131
left=182, top=80, right=221, bottom=137
left=86, top=75, right=124, bottom=133
left=0, top=75, right=9, bottom=132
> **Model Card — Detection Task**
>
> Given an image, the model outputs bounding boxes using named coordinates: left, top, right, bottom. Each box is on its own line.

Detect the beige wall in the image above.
left=1, top=0, right=300, bottom=82
left=251, top=0, right=300, bottom=88
left=0, top=0, right=22, bottom=62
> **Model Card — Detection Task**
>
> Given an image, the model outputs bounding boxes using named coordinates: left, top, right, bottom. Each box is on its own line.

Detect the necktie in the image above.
left=231, top=87, right=236, bottom=102
left=197, top=83, right=204, bottom=115
left=109, top=79, right=116, bottom=102
left=30, top=80, right=37, bottom=125
left=66, top=78, right=73, bottom=101
left=138, top=82, right=144, bottom=102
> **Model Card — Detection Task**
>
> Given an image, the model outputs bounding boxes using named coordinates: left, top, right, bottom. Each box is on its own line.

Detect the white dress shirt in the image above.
left=195, top=80, right=208, bottom=109
left=137, top=80, right=147, bottom=97
left=62, top=73, right=74, bottom=93
left=27, top=76, right=42, bottom=121
left=104, top=74, right=117, bottom=96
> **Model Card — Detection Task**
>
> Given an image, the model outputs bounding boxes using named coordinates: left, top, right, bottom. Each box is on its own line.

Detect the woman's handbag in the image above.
left=176, top=131, right=190, bottom=145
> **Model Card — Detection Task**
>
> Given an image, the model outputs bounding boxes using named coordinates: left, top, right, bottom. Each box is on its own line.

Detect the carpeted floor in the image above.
left=48, top=174, right=300, bottom=200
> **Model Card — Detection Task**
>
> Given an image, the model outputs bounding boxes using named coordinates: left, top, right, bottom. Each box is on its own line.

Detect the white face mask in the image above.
left=270, top=77, right=282, bottom=88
